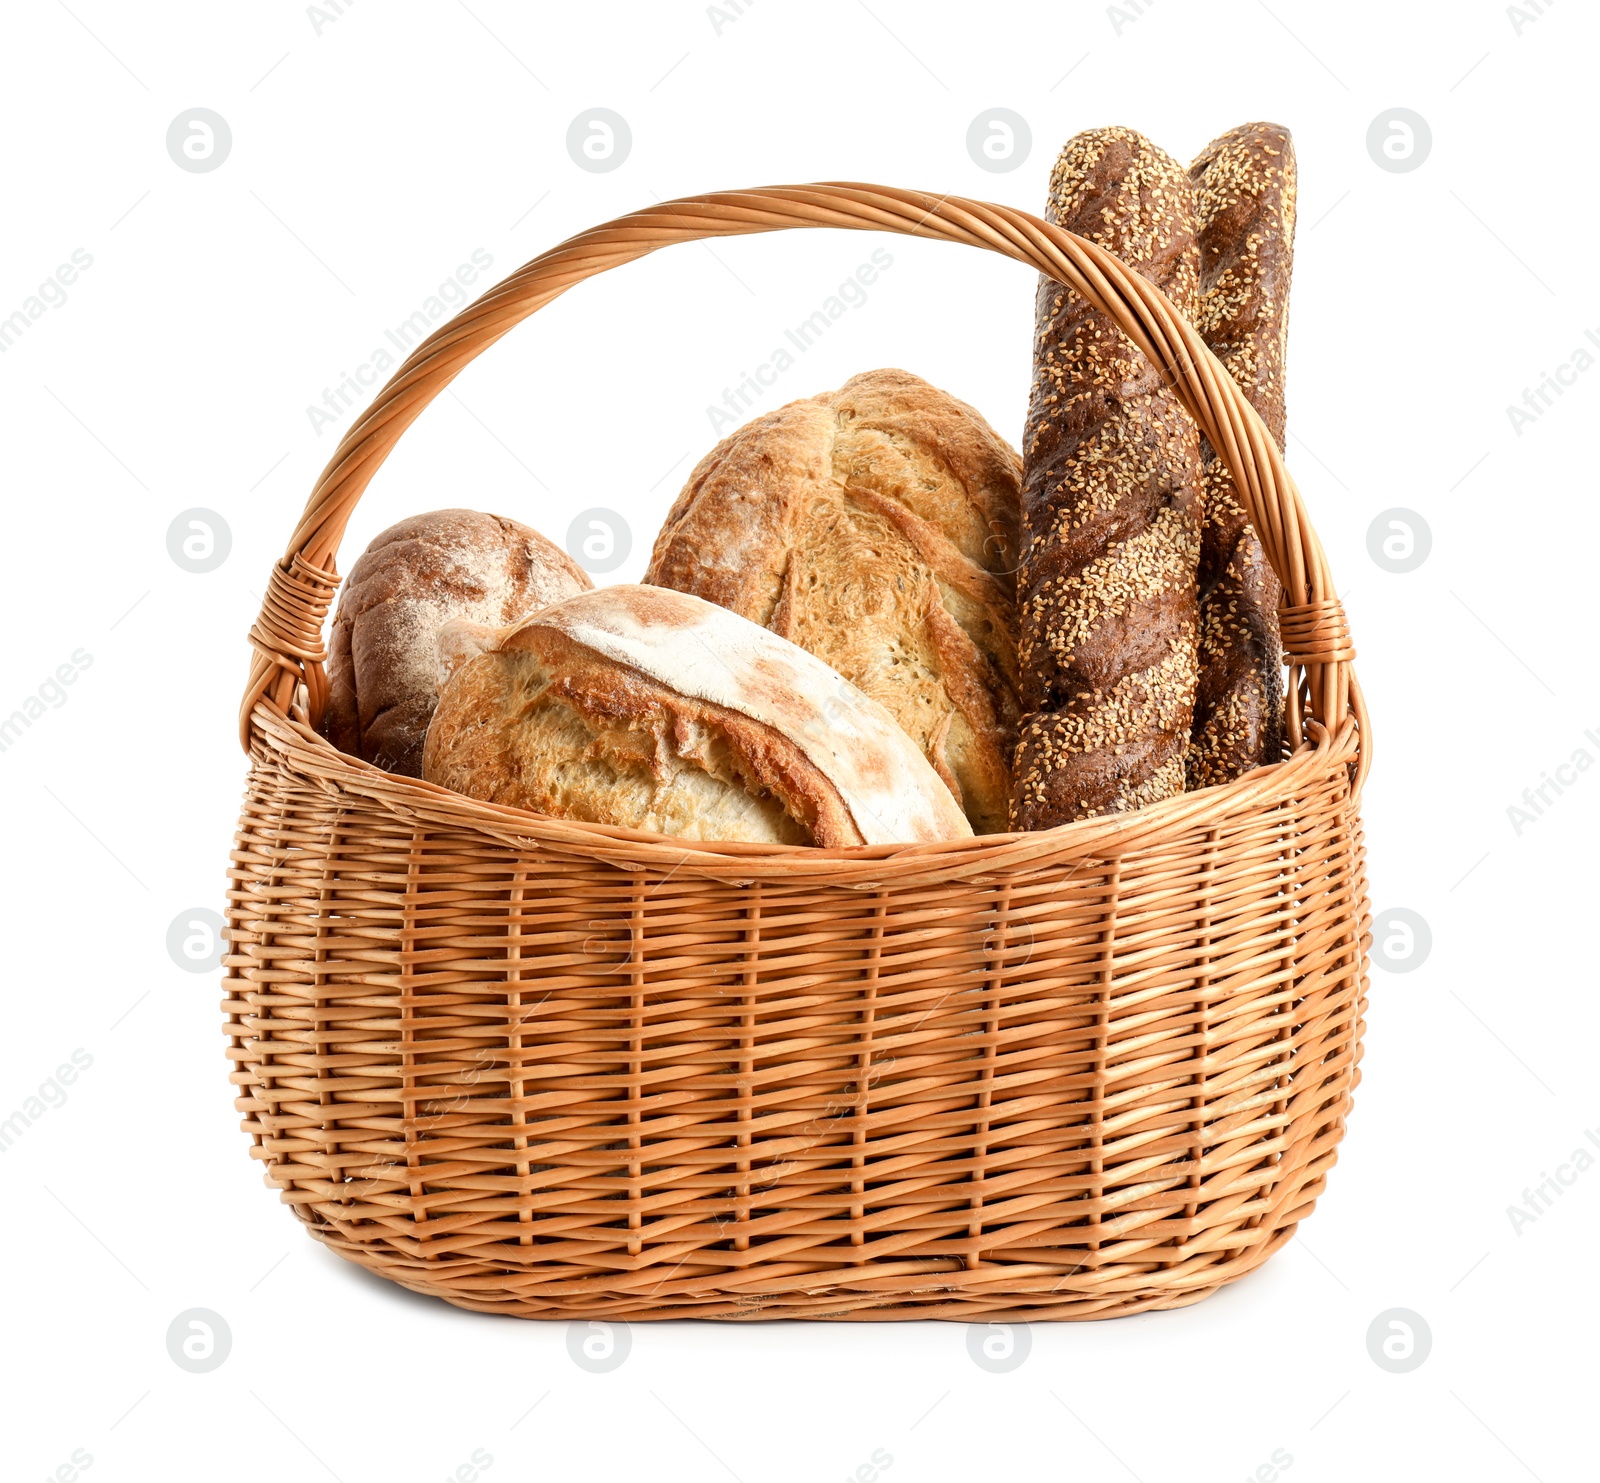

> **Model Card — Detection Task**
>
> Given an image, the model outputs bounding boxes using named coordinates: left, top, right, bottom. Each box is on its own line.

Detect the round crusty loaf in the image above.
left=644, top=369, right=1021, bottom=835
left=323, top=508, right=591, bottom=776
left=422, top=584, right=974, bottom=847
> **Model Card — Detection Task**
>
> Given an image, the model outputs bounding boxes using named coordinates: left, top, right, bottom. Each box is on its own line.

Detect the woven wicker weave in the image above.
left=224, top=184, right=1371, bottom=1321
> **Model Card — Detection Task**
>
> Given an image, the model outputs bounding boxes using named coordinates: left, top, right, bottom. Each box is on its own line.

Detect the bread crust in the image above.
left=322, top=509, right=590, bottom=776
left=647, top=369, right=1021, bottom=833
left=1187, top=123, right=1294, bottom=788
left=424, top=630, right=827, bottom=845
left=1011, top=127, right=1204, bottom=828
left=423, top=585, right=974, bottom=847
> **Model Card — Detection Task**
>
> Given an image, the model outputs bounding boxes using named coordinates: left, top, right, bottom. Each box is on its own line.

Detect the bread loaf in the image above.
left=645, top=369, right=1022, bottom=834
left=1186, top=123, right=1294, bottom=788
left=1011, top=128, right=1204, bottom=828
left=323, top=509, right=590, bottom=776
left=422, top=584, right=974, bottom=847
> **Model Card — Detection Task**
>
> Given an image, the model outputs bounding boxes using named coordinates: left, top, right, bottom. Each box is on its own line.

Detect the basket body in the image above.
left=226, top=183, right=1371, bottom=1320
left=225, top=709, right=1367, bottom=1320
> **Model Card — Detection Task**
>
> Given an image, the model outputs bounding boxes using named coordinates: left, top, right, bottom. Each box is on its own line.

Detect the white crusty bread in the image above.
left=422, top=585, right=974, bottom=847
left=645, top=369, right=1022, bottom=834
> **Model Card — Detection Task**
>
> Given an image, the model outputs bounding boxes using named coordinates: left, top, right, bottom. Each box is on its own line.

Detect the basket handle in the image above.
left=241, top=183, right=1367, bottom=791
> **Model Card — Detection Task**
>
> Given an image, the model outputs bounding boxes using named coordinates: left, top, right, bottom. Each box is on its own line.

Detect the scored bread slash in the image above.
left=424, top=584, right=974, bottom=847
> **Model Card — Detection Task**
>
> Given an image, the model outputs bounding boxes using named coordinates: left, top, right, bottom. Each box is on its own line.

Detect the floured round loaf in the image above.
left=422, top=585, right=974, bottom=847
left=322, top=508, right=591, bottom=776
left=644, top=369, right=1021, bottom=835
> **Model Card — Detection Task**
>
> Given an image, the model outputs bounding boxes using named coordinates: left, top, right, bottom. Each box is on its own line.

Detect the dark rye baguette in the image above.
left=1010, top=127, right=1204, bottom=828
left=1186, top=123, right=1295, bottom=788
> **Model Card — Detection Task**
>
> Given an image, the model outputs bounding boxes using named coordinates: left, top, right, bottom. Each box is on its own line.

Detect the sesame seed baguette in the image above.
left=1011, top=127, right=1204, bottom=829
left=1186, top=122, right=1295, bottom=789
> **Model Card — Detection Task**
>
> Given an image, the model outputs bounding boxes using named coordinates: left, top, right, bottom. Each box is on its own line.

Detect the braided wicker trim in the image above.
left=1280, top=598, right=1355, bottom=666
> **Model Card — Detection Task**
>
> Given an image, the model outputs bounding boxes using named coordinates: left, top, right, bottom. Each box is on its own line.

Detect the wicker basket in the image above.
left=225, top=184, right=1371, bottom=1322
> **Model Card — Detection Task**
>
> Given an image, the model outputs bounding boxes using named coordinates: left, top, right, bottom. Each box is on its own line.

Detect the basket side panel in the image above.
left=224, top=745, right=1369, bottom=1320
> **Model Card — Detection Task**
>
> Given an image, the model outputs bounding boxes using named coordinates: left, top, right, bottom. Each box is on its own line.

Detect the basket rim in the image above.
left=250, top=699, right=1359, bottom=886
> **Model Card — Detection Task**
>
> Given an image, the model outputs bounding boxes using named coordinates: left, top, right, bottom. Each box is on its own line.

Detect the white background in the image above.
left=1, top=2, right=1594, bottom=1479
